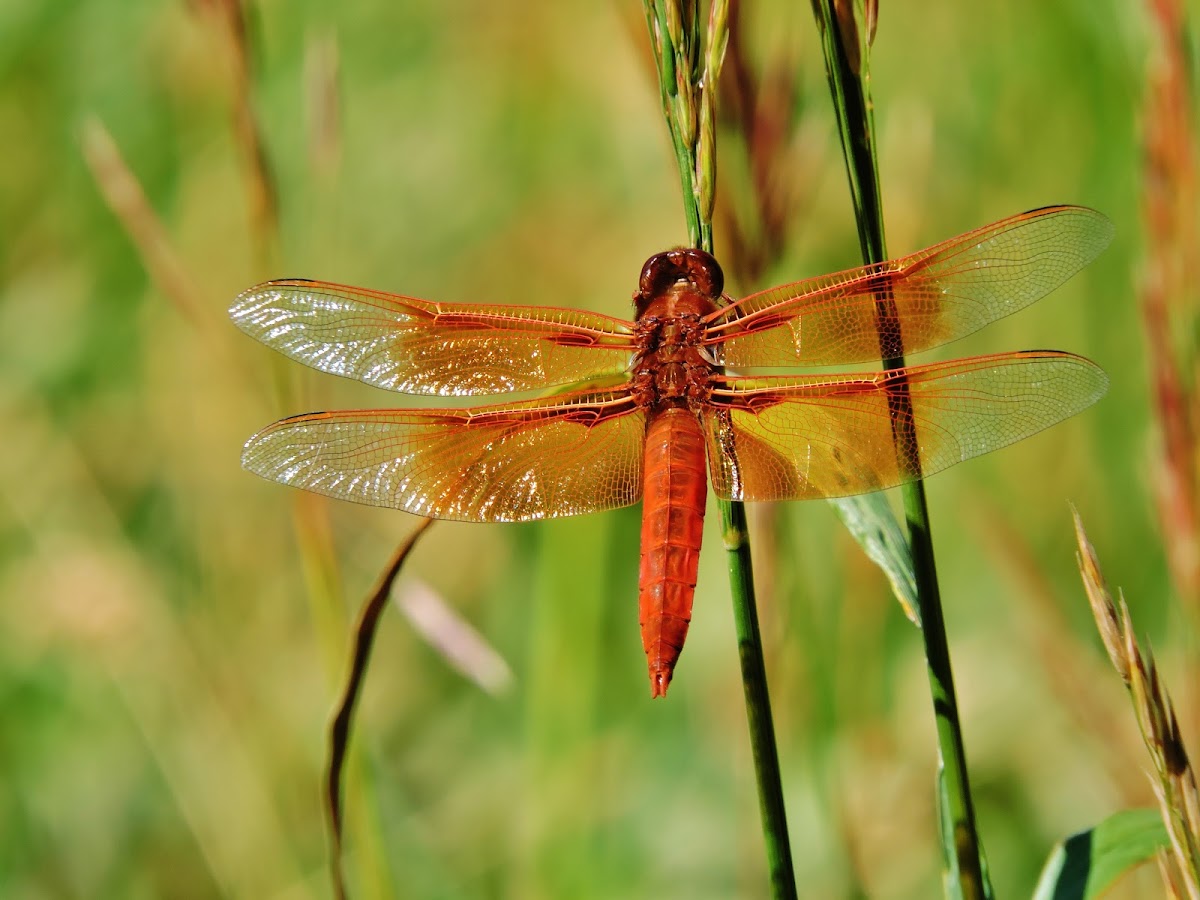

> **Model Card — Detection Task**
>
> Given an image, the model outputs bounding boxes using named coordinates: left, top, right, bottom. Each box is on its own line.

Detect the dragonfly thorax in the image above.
left=631, top=313, right=716, bottom=409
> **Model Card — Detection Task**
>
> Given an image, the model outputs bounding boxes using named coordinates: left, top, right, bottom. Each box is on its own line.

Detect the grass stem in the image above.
left=720, top=500, right=797, bottom=897
left=643, top=3, right=796, bottom=896
left=809, top=3, right=989, bottom=896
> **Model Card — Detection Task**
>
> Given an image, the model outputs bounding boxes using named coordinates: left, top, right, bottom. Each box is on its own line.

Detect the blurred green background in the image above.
left=0, top=0, right=1185, bottom=897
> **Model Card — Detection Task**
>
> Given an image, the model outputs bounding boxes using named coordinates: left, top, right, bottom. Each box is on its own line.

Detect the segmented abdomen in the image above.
left=639, top=406, right=708, bottom=698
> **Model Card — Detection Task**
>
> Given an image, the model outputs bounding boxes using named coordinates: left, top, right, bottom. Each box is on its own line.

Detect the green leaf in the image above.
left=829, top=494, right=919, bottom=626
left=1032, top=808, right=1170, bottom=900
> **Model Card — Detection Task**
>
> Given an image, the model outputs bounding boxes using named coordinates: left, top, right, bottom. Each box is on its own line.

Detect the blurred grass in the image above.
left=0, top=0, right=1178, bottom=897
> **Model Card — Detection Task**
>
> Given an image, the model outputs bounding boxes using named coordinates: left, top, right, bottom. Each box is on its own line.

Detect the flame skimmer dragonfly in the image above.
left=232, top=206, right=1111, bottom=697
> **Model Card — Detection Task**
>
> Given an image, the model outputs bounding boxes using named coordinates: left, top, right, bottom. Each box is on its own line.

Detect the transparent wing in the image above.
left=242, top=389, right=646, bottom=522
left=230, top=279, right=637, bottom=396
left=703, top=352, right=1107, bottom=501
left=704, top=207, right=1113, bottom=367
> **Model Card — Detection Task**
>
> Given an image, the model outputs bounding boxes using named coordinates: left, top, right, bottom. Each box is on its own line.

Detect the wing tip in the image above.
left=228, top=284, right=274, bottom=326
left=228, top=279, right=317, bottom=323
left=239, top=423, right=285, bottom=479
left=1069, top=206, right=1116, bottom=256
left=1030, top=204, right=1116, bottom=257
left=1008, top=349, right=1110, bottom=406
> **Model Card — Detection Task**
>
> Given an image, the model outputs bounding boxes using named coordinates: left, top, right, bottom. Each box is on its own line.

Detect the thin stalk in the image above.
left=721, top=500, right=797, bottom=897
left=643, top=3, right=796, bottom=896
left=809, top=3, right=988, bottom=897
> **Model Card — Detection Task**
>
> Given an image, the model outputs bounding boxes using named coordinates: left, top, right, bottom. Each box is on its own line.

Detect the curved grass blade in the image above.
left=327, top=517, right=435, bottom=900
left=830, top=494, right=918, bottom=624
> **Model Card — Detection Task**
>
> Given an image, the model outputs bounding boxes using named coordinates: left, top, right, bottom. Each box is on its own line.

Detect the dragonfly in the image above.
left=231, top=206, right=1112, bottom=697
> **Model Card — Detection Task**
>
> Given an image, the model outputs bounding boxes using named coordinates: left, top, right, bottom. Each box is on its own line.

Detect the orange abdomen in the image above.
left=639, top=406, right=708, bottom=698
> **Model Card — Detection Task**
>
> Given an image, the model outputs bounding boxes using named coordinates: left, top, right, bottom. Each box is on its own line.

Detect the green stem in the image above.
left=905, top=484, right=985, bottom=900
left=645, top=2, right=702, bottom=245
left=720, top=500, right=797, bottom=898
left=810, top=3, right=987, bottom=897
left=642, top=3, right=795, bottom=896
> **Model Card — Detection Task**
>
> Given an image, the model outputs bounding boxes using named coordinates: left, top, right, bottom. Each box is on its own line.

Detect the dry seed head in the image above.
left=696, top=0, right=727, bottom=227
left=1153, top=786, right=1193, bottom=898
left=1184, top=771, right=1200, bottom=838
left=833, top=0, right=862, bottom=75
left=665, top=0, right=683, bottom=51
left=674, top=85, right=697, bottom=146
left=1073, top=508, right=1130, bottom=681
left=697, top=96, right=717, bottom=221
left=1157, top=852, right=1185, bottom=900
left=1074, top=510, right=1200, bottom=895
left=1126, top=610, right=1153, bottom=732
left=704, top=0, right=729, bottom=75
left=864, top=0, right=878, bottom=47
left=1163, top=697, right=1189, bottom=778
left=645, top=2, right=676, bottom=96
left=1142, top=654, right=1176, bottom=765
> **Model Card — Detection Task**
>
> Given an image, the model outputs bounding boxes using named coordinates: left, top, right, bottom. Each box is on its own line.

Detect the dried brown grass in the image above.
left=1075, top=508, right=1200, bottom=898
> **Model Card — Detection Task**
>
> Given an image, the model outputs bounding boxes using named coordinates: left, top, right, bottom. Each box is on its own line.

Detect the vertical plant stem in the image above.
left=809, top=3, right=987, bottom=897
left=721, top=500, right=797, bottom=897
left=643, top=3, right=796, bottom=896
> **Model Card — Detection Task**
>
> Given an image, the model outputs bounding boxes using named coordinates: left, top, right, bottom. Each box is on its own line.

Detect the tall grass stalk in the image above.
left=714, top=9, right=888, bottom=893
left=809, top=3, right=989, bottom=897
left=642, top=3, right=796, bottom=897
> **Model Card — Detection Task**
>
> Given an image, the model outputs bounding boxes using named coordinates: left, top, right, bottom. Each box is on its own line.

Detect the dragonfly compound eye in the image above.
left=636, top=248, right=725, bottom=312
left=675, top=248, right=723, bottom=299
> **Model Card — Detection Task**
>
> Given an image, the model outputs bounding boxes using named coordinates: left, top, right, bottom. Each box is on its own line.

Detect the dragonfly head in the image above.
left=635, top=247, right=724, bottom=315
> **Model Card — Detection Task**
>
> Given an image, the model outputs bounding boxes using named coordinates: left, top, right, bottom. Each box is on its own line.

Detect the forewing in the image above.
left=705, top=207, right=1113, bottom=367
left=230, top=279, right=636, bottom=396
left=704, top=352, right=1107, bottom=501
left=241, top=389, right=646, bottom=522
